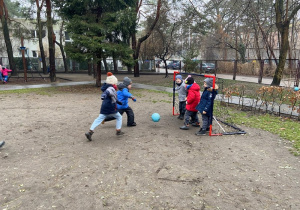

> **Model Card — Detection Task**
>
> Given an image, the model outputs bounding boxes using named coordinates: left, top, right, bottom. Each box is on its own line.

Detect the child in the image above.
left=175, top=74, right=187, bottom=120
left=117, top=77, right=137, bottom=126
left=180, top=76, right=200, bottom=130
left=104, top=77, right=137, bottom=126
left=195, top=78, right=218, bottom=136
left=2, top=67, right=12, bottom=84
left=85, top=74, right=124, bottom=141
left=0, top=64, right=2, bottom=82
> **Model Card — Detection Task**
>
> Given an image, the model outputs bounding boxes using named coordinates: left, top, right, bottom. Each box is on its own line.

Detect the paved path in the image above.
left=0, top=74, right=298, bottom=117
left=156, top=68, right=296, bottom=87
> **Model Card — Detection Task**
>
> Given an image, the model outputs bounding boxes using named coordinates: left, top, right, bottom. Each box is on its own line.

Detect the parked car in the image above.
left=199, top=62, right=215, bottom=72
left=167, top=61, right=182, bottom=69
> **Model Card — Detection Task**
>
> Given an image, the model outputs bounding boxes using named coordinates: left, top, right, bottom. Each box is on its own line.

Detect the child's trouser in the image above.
left=201, top=114, right=209, bottom=130
left=104, top=107, right=135, bottom=126
left=179, top=101, right=186, bottom=118
left=90, top=112, right=122, bottom=130
left=184, top=110, right=199, bottom=125
left=118, top=107, right=135, bottom=126
left=3, top=76, right=8, bottom=82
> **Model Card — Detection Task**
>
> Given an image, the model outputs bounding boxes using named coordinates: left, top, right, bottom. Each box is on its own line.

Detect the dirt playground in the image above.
left=1, top=75, right=300, bottom=209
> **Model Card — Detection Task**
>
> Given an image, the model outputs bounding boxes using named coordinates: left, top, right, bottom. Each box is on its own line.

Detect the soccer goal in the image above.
left=173, top=71, right=246, bottom=136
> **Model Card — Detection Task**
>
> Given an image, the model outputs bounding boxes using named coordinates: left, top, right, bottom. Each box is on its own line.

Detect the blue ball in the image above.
left=151, top=113, right=160, bottom=122
left=294, top=86, right=299, bottom=91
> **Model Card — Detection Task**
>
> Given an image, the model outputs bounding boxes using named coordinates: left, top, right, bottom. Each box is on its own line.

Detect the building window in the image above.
left=65, top=31, right=70, bottom=41
left=31, top=30, right=36, bottom=38
left=32, top=51, right=37, bottom=57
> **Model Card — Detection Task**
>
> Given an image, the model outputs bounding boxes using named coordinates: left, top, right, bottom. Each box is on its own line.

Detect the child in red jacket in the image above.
left=180, top=77, right=201, bottom=130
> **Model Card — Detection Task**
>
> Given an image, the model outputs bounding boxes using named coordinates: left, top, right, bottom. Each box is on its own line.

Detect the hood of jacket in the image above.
left=117, top=82, right=127, bottom=91
left=189, top=83, right=200, bottom=92
left=101, top=83, right=112, bottom=92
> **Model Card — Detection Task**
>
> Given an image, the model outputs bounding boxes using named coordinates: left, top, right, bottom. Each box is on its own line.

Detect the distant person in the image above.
left=195, top=78, right=218, bottom=136
left=180, top=76, right=201, bottom=130
left=85, top=73, right=124, bottom=141
left=0, top=141, right=5, bottom=148
left=0, top=64, right=3, bottom=82
left=2, top=67, right=12, bottom=84
left=175, top=74, right=187, bottom=120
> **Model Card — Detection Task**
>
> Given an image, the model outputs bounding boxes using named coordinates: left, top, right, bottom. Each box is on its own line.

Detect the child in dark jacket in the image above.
left=195, top=78, right=218, bottom=136
left=85, top=74, right=124, bottom=141
left=180, top=77, right=200, bottom=130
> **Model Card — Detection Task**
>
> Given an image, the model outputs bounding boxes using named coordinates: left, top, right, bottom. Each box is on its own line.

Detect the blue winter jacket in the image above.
left=195, top=87, right=218, bottom=116
left=100, top=83, right=118, bottom=115
left=117, top=83, right=132, bottom=109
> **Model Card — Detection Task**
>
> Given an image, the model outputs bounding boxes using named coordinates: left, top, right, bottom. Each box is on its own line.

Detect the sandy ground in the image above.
left=1, top=84, right=300, bottom=210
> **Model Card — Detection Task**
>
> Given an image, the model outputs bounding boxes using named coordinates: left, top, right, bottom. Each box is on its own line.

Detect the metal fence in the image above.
left=0, top=57, right=156, bottom=73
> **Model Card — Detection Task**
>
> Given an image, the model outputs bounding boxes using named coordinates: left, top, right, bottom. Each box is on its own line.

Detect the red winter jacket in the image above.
left=186, top=83, right=200, bottom=112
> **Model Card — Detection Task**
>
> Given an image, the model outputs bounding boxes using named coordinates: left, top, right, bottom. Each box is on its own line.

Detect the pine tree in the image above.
left=55, top=0, right=136, bottom=86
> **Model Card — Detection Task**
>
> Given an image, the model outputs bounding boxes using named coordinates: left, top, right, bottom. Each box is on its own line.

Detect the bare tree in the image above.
left=55, top=20, right=69, bottom=73
left=0, top=0, right=16, bottom=75
left=45, top=0, right=56, bottom=82
left=35, top=0, right=48, bottom=74
left=271, top=0, right=300, bottom=86
left=132, top=0, right=162, bottom=77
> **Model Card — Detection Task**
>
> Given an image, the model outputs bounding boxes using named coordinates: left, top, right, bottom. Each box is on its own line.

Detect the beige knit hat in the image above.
left=106, top=75, right=118, bottom=85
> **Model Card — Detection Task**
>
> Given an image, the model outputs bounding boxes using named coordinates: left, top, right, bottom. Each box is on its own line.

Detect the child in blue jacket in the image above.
left=195, top=78, right=218, bottom=135
left=104, top=77, right=137, bottom=126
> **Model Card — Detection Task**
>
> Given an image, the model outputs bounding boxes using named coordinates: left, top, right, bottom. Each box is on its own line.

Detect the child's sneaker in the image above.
left=195, top=129, right=207, bottom=136
left=116, top=130, right=124, bottom=135
left=85, top=131, right=93, bottom=141
left=192, top=122, right=200, bottom=127
left=180, top=125, right=189, bottom=130
left=127, top=122, right=136, bottom=127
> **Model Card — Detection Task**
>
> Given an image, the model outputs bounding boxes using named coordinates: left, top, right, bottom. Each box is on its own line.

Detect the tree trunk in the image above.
left=132, top=33, right=139, bottom=77
left=96, top=58, right=102, bottom=87
left=103, top=57, right=108, bottom=72
left=0, top=0, right=16, bottom=75
left=271, top=23, right=289, bottom=86
left=112, top=53, right=118, bottom=73
left=133, top=0, right=161, bottom=77
left=55, top=41, right=68, bottom=73
left=36, top=8, right=47, bottom=74
left=88, top=61, right=92, bottom=75
left=127, top=66, right=132, bottom=73
left=46, top=0, right=56, bottom=82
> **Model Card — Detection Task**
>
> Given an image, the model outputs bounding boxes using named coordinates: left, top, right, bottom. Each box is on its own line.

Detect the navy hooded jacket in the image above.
left=100, top=83, right=118, bottom=115
left=195, top=87, right=218, bottom=116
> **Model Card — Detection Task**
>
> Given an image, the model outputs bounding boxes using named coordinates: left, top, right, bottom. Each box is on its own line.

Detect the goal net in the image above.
left=173, top=71, right=246, bottom=136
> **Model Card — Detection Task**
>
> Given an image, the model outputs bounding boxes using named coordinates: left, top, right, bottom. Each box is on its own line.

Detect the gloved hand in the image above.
left=132, top=97, right=137, bottom=102
left=116, top=100, right=123, bottom=105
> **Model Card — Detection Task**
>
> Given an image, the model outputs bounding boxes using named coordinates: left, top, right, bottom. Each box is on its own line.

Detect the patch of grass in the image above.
left=0, top=87, right=58, bottom=96
left=224, top=107, right=300, bottom=155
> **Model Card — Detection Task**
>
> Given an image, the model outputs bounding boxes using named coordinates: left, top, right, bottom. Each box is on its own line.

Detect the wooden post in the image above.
left=21, top=36, right=27, bottom=82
